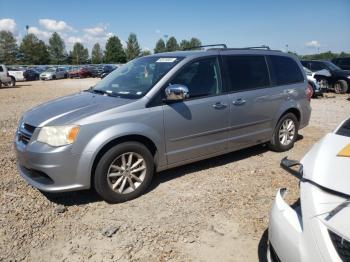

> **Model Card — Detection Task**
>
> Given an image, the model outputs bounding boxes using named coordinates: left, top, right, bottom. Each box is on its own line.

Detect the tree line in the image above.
left=0, top=30, right=202, bottom=65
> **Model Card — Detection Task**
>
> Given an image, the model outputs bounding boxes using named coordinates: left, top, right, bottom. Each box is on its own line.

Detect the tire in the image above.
left=334, top=80, right=348, bottom=94
left=317, top=77, right=329, bottom=91
left=94, top=142, right=154, bottom=203
left=9, top=77, right=16, bottom=87
left=52, top=75, right=56, bottom=80
left=64, top=74, right=68, bottom=79
left=268, top=113, right=299, bottom=152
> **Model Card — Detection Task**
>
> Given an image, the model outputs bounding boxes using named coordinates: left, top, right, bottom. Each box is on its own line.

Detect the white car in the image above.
left=304, top=67, right=323, bottom=97
left=40, top=67, right=68, bottom=80
left=268, top=118, right=350, bottom=261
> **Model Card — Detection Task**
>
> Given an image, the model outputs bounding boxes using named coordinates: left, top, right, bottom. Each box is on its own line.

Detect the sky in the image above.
left=0, top=0, right=349, bottom=55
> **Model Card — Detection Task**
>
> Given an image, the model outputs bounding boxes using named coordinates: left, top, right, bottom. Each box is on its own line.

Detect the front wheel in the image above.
left=268, top=113, right=299, bottom=152
left=317, top=78, right=329, bottom=91
left=94, top=142, right=154, bottom=203
left=334, top=80, right=348, bottom=94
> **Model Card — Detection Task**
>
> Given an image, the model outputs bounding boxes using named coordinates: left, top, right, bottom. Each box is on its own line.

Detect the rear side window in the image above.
left=222, top=55, right=269, bottom=92
left=268, top=56, right=304, bottom=85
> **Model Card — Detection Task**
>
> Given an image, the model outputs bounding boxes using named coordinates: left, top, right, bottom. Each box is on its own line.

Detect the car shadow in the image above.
left=41, top=189, right=103, bottom=206
left=258, top=228, right=269, bottom=262
left=147, top=144, right=269, bottom=193
left=0, top=83, right=31, bottom=89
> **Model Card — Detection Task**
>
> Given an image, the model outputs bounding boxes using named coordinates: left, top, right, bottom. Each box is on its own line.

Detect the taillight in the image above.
left=306, top=83, right=313, bottom=101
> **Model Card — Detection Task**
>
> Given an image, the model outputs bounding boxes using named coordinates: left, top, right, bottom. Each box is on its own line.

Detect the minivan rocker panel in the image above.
left=15, top=47, right=311, bottom=202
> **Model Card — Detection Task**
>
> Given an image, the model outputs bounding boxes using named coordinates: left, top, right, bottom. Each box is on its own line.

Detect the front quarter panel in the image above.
left=72, top=105, right=165, bottom=188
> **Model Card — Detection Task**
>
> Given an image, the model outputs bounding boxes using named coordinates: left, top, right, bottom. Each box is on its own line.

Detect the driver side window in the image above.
left=170, top=57, right=221, bottom=99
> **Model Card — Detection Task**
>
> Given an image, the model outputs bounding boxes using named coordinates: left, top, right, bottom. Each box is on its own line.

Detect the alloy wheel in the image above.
left=278, top=119, right=295, bottom=146
left=107, top=152, right=147, bottom=194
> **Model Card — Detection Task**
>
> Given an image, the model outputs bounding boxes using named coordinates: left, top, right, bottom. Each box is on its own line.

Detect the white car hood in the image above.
left=301, top=132, right=350, bottom=196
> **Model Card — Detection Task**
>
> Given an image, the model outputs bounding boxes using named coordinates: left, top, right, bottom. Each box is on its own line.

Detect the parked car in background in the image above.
left=332, top=57, right=350, bottom=70
left=15, top=45, right=312, bottom=203
left=89, top=66, right=101, bottom=78
left=68, top=66, right=80, bottom=78
left=40, top=67, right=68, bottom=80
left=69, top=66, right=93, bottom=78
left=100, top=65, right=117, bottom=78
left=0, top=64, right=16, bottom=87
left=301, top=60, right=350, bottom=94
left=303, top=67, right=322, bottom=97
left=8, top=67, right=26, bottom=82
left=23, top=68, right=40, bottom=81
left=268, top=117, right=350, bottom=262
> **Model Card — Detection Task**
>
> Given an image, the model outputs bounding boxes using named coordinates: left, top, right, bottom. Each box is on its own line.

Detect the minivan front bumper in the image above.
left=15, top=132, right=91, bottom=192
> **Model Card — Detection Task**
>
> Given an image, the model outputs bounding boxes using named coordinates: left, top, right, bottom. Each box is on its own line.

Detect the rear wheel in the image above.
left=9, top=77, right=16, bottom=87
left=334, top=80, right=348, bottom=94
left=269, top=113, right=299, bottom=152
left=94, top=142, right=154, bottom=203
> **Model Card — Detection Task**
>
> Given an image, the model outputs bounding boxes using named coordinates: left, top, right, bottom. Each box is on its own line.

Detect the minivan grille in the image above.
left=18, top=123, right=36, bottom=145
left=328, top=230, right=350, bottom=261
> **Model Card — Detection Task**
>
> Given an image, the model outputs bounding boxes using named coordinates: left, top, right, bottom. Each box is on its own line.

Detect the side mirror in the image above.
left=165, top=84, right=189, bottom=101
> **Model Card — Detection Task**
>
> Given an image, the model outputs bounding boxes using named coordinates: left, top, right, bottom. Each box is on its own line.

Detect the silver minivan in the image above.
left=15, top=46, right=312, bottom=203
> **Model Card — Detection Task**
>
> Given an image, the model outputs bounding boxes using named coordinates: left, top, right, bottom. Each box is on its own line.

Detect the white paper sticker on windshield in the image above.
left=156, top=58, right=177, bottom=63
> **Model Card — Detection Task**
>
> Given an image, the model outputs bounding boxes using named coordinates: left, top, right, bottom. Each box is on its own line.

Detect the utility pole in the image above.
left=25, top=25, right=29, bottom=35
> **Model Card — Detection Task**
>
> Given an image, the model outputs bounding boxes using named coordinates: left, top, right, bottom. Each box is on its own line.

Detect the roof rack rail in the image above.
left=242, top=45, right=270, bottom=50
left=185, top=44, right=274, bottom=51
left=184, top=44, right=227, bottom=50
left=208, top=45, right=271, bottom=51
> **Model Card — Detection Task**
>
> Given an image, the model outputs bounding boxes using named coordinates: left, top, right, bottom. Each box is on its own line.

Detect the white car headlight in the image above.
left=37, top=125, right=80, bottom=147
left=347, top=76, right=350, bottom=79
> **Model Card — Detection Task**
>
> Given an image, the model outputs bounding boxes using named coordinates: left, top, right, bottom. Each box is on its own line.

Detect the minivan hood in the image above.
left=301, top=133, right=350, bottom=196
left=23, top=91, right=134, bottom=127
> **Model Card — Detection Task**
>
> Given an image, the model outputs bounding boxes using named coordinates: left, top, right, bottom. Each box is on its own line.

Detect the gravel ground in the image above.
left=0, top=79, right=349, bottom=261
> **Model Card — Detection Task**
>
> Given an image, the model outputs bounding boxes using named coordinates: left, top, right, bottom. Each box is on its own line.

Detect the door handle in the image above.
left=212, top=102, right=227, bottom=109
left=232, top=98, right=246, bottom=106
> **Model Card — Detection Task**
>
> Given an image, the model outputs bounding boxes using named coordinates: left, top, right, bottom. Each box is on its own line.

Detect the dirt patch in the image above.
left=1, top=80, right=349, bottom=261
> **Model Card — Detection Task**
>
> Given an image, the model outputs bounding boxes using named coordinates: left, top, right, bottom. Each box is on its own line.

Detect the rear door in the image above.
left=222, top=55, right=280, bottom=149
left=163, top=57, right=230, bottom=164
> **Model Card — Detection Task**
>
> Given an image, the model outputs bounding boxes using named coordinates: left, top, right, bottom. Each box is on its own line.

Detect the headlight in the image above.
left=347, top=76, right=350, bottom=79
left=37, top=125, right=80, bottom=147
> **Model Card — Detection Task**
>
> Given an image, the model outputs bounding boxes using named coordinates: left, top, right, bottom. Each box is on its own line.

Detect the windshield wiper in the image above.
left=325, top=199, right=350, bottom=221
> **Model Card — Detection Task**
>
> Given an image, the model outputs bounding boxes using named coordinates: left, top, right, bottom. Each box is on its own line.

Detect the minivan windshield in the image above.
left=93, top=56, right=183, bottom=98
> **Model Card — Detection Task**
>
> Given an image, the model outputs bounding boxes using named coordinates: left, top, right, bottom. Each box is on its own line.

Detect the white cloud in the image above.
left=28, top=26, right=51, bottom=39
left=0, top=18, right=16, bottom=33
left=67, top=36, right=83, bottom=44
left=39, top=19, right=73, bottom=32
left=155, top=29, right=161, bottom=34
left=305, top=40, right=321, bottom=48
left=83, top=26, right=107, bottom=37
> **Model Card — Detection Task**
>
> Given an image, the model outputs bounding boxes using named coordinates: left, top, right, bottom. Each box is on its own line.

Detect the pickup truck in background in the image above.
left=8, top=66, right=25, bottom=82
